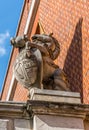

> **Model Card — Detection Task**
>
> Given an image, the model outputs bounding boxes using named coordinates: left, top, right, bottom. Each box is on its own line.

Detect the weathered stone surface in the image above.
left=15, top=119, right=33, bottom=130
left=0, top=119, right=14, bottom=130
left=7, top=120, right=14, bottom=130
left=0, top=101, right=89, bottom=130
left=0, top=119, right=8, bottom=130
left=27, top=99, right=89, bottom=119
left=34, top=115, right=84, bottom=130
left=0, top=101, right=28, bottom=119
left=29, top=88, right=81, bottom=104
left=84, top=120, right=89, bottom=130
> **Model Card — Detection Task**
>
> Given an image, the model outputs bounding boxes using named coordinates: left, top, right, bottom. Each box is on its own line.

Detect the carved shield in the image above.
left=13, top=49, right=38, bottom=89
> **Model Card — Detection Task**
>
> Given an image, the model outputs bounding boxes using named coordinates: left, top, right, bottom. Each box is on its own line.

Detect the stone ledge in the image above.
left=29, top=88, right=81, bottom=104
left=27, top=100, right=89, bottom=119
left=0, top=101, right=28, bottom=119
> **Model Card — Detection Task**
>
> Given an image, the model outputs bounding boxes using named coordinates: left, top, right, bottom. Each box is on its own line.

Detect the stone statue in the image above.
left=11, top=34, right=70, bottom=91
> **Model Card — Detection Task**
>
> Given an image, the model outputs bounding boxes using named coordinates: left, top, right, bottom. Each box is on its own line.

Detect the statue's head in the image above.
left=31, top=34, right=60, bottom=60
left=31, top=34, right=56, bottom=53
left=32, top=34, right=53, bottom=43
left=10, top=35, right=28, bottom=48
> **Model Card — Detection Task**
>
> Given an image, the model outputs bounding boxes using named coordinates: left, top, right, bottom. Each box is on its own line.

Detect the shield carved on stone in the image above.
left=13, top=49, right=38, bottom=89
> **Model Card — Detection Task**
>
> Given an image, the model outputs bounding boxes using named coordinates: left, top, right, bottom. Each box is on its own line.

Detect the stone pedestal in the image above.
left=29, top=88, right=81, bottom=104
left=27, top=88, right=89, bottom=130
left=0, top=90, right=89, bottom=130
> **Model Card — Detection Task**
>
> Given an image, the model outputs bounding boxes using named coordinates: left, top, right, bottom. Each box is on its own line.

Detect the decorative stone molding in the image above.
left=0, top=102, right=32, bottom=130
left=0, top=91, right=89, bottom=129
left=27, top=89, right=89, bottom=130
left=27, top=100, right=89, bottom=119
left=0, top=102, right=27, bottom=119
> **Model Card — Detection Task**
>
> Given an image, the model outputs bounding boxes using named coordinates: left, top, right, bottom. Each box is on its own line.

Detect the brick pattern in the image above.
left=39, top=0, right=89, bottom=103
left=17, top=0, right=32, bottom=35
left=13, top=82, right=29, bottom=101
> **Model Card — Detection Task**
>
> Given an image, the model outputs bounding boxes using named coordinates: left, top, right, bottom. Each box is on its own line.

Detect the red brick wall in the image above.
left=13, top=82, right=28, bottom=101
left=39, top=0, right=89, bottom=103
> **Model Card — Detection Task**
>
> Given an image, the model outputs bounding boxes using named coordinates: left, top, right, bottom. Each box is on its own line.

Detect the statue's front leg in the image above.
left=53, top=69, right=70, bottom=91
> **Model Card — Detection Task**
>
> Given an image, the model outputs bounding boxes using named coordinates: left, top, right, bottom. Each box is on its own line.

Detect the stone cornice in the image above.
left=0, top=100, right=89, bottom=121
left=27, top=100, right=89, bottom=120
left=0, top=101, right=29, bottom=119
